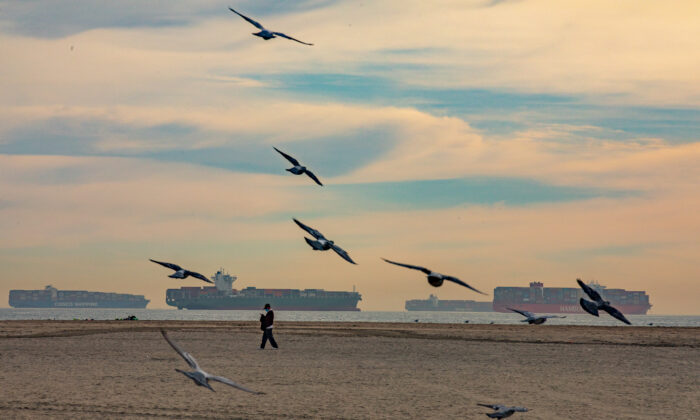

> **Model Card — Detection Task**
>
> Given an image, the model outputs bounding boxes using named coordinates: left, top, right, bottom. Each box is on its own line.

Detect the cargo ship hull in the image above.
left=9, top=300, right=149, bottom=309
left=9, top=286, right=149, bottom=309
left=492, top=303, right=649, bottom=314
left=166, top=272, right=362, bottom=311
left=167, top=295, right=361, bottom=311
left=406, top=295, right=493, bottom=312
left=169, top=299, right=360, bottom=311
left=493, top=281, right=651, bottom=314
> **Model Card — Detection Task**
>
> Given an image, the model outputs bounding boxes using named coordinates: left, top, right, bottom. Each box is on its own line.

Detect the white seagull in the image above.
left=477, top=404, right=529, bottom=419
left=293, top=218, right=356, bottom=264
left=577, top=278, right=631, bottom=325
left=161, top=329, right=264, bottom=394
left=508, top=308, right=566, bottom=325
left=273, top=147, right=323, bottom=186
left=229, top=7, right=313, bottom=45
left=149, top=259, right=213, bottom=284
left=381, top=258, right=486, bottom=295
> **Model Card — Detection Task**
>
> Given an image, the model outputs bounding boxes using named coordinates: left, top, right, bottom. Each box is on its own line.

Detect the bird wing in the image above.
left=579, top=298, right=600, bottom=316
left=508, top=308, right=534, bottom=318
left=603, top=305, right=631, bottom=325
left=161, top=329, right=199, bottom=370
left=381, top=258, right=431, bottom=274
left=293, top=218, right=325, bottom=240
left=187, top=271, right=213, bottom=284
left=228, top=7, right=264, bottom=30
left=477, top=403, right=505, bottom=411
left=304, top=169, right=323, bottom=186
left=444, top=276, right=487, bottom=295
left=150, top=259, right=182, bottom=272
left=271, top=32, right=313, bottom=46
left=273, top=146, right=299, bottom=166
left=577, top=278, right=603, bottom=303
left=208, top=375, right=265, bottom=394
left=331, top=244, right=357, bottom=265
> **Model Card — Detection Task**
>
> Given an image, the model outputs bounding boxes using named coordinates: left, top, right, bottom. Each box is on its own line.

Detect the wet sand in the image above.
left=0, top=321, right=698, bottom=419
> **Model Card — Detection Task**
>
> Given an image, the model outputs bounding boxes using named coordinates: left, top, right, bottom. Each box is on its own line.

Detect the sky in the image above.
left=0, top=0, right=699, bottom=313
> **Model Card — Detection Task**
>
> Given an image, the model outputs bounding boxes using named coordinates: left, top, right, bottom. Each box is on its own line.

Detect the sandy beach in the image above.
left=0, top=321, right=698, bottom=419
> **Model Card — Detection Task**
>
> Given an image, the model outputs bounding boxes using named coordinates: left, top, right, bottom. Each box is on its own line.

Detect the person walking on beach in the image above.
left=259, top=303, right=278, bottom=349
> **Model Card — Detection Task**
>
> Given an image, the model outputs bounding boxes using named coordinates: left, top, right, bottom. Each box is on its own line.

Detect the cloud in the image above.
left=0, top=111, right=399, bottom=177
left=244, top=72, right=700, bottom=142
left=0, top=155, right=312, bottom=247
left=3, top=97, right=699, bottom=194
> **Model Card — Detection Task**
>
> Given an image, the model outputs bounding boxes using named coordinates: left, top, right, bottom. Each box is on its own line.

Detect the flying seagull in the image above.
left=149, top=259, right=213, bottom=284
left=228, top=7, right=313, bottom=45
left=293, top=218, right=356, bottom=264
left=381, top=258, right=486, bottom=295
left=161, top=329, right=263, bottom=394
left=273, top=147, right=323, bottom=186
left=577, top=278, right=631, bottom=325
left=508, top=308, right=566, bottom=325
left=477, top=404, right=529, bottom=419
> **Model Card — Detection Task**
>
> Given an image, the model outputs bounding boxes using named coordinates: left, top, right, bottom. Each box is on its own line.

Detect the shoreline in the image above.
left=1, top=320, right=698, bottom=347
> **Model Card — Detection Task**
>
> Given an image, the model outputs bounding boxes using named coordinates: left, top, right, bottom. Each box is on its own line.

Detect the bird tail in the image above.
left=579, top=298, right=599, bottom=316
left=304, top=237, right=324, bottom=250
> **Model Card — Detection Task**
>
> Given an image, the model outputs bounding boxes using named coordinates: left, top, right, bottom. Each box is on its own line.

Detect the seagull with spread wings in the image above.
left=577, top=278, right=631, bottom=325
left=477, top=404, right=529, bottom=419
left=273, top=147, right=323, bottom=186
left=508, top=308, right=566, bottom=325
left=229, top=7, right=313, bottom=45
left=293, top=218, right=356, bottom=264
left=381, top=258, right=486, bottom=295
left=161, top=329, right=264, bottom=394
left=149, top=259, right=213, bottom=284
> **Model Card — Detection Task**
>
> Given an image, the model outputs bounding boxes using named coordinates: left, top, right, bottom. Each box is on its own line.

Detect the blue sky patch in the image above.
left=0, top=0, right=339, bottom=38
left=0, top=116, right=396, bottom=178
left=325, top=177, right=636, bottom=211
left=245, top=72, right=700, bottom=142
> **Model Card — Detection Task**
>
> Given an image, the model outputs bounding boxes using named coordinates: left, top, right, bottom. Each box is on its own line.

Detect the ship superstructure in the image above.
left=166, top=269, right=362, bottom=311
left=492, top=281, right=651, bottom=314
left=9, top=285, right=149, bottom=308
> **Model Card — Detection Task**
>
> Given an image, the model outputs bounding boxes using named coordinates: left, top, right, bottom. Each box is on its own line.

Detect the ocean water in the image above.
left=0, top=308, right=698, bottom=327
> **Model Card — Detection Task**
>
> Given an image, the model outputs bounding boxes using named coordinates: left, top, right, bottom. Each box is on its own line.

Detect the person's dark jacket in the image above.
left=260, top=310, right=274, bottom=330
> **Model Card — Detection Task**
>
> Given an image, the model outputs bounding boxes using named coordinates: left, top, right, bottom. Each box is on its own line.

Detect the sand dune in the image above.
left=0, top=321, right=698, bottom=419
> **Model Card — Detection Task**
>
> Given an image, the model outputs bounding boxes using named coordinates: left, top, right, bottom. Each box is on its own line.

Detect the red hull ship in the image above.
left=492, top=281, right=651, bottom=314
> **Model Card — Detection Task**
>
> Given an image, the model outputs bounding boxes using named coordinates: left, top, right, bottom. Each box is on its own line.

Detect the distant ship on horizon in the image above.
left=9, top=285, right=149, bottom=308
left=493, top=281, right=651, bottom=314
left=405, top=294, right=493, bottom=312
left=166, top=269, right=362, bottom=311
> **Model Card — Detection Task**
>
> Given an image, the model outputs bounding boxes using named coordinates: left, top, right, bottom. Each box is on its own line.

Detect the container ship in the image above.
left=9, top=285, right=149, bottom=308
left=492, top=281, right=651, bottom=314
left=166, top=269, right=362, bottom=311
left=405, top=294, right=493, bottom=312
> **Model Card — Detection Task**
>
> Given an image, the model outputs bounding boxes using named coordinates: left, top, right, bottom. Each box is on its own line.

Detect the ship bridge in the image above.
left=212, top=269, right=237, bottom=294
